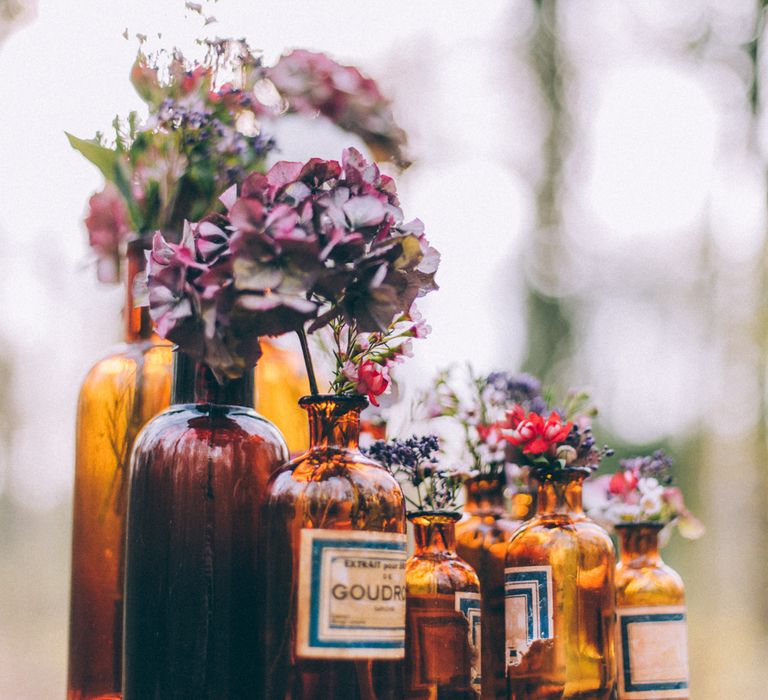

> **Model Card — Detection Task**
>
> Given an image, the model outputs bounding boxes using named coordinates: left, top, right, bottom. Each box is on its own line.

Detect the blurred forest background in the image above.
left=1, top=0, right=767, bottom=697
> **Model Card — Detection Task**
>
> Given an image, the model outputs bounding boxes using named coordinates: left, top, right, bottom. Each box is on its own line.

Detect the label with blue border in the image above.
left=296, top=528, right=407, bottom=659
left=455, top=592, right=482, bottom=691
left=617, top=605, right=689, bottom=699
left=504, top=565, right=553, bottom=667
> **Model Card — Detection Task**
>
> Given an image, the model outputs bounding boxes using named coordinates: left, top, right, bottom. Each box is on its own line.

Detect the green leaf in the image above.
left=65, top=132, right=120, bottom=182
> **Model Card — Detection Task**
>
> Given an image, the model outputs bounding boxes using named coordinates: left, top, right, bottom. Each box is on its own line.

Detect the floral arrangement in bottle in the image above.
left=501, top=389, right=618, bottom=700
left=415, top=369, right=553, bottom=698
left=584, top=450, right=705, bottom=541
left=145, top=146, right=438, bottom=385
left=69, top=39, right=409, bottom=283
left=587, top=451, right=701, bottom=700
left=367, top=435, right=482, bottom=699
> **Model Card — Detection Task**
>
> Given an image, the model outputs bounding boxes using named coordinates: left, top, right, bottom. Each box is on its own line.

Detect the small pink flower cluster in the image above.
left=336, top=311, right=431, bottom=405
left=268, top=49, right=409, bottom=167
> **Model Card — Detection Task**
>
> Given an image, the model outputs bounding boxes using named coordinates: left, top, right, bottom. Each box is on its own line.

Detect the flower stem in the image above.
left=297, top=327, right=319, bottom=396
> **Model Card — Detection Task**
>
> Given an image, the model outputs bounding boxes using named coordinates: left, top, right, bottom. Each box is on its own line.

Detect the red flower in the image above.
left=356, top=361, right=389, bottom=406
left=502, top=408, right=572, bottom=456
left=608, top=469, right=638, bottom=498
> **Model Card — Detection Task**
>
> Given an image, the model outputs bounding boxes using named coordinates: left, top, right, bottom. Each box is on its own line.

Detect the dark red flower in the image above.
left=356, top=360, right=389, bottom=406
left=501, top=408, right=572, bottom=456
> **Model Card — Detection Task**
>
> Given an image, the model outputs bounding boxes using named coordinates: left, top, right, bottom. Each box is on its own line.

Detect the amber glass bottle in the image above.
left=504, top=468, right=616, bottom=700
left=68, top=242, right=172, bottom=700
left=262, top=394, right=407, bottom=700
left=615, top=523, right=689, bottom=699
left=406, top=511, right=482, bottom=699
left=122, top=351, right=288, bottom=699
left=456, top=476, right=531, bottom=700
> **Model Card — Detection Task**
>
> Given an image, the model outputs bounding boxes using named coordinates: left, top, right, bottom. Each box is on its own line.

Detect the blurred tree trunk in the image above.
left=521, top=0, right=573, bottom=383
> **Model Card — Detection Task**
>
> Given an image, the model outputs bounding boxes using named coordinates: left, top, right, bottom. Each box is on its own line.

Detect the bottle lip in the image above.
left=532, top=465, right=593, bottom=480
left=299, top=393, right=369, bottom=410
left=408, top=509, right=462, bottom=522
left=615, top=521, right=666, bottom=531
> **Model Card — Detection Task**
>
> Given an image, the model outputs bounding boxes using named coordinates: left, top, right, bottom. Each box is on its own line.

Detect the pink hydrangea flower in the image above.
left=84, top=185, right=130, bottom=283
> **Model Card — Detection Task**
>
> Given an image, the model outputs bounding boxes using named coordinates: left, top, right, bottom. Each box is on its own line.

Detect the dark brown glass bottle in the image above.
left=455, top=477, right=532, bottom=699
left=505, top=468, right=616, bottom=700
left=68, top=242, right=172, bottom=700
left=122, top=351, right=288, bottom=699
left=615, top=523, right=689, bottom=699
left=406, top=511, right=481, bottom=699
left=261, top=395, right=407, bottom=700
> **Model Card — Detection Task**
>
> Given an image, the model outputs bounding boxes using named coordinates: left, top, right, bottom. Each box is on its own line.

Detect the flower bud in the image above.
left=556, top=445, right=577, bottom=464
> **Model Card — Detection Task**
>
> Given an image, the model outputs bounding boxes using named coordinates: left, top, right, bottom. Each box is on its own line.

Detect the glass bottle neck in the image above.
left=171, top=350, right=254, bottom=407
left=535, top=469, right=586, bottom=516
left=463, top=476, right=506, bottom=515
left=617, top=524, right=663, bottom=567
left=410, top=513, right=459, bottom=555
left=301, top=395, right=367, bottom=449
left=124, top=240, right=155, bottom=343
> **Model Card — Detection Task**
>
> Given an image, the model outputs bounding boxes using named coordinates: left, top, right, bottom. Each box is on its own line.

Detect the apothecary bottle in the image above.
left=456, top=476, right=532, bottom=699
left=504, top=468, right=616, bottom=700
left=122, top=350, right=288, bottom=699
left=406, top=511, right=482, bottom=699
left=615, top=523, right=689, bottom=699
left=67, top=240, right=172, bottom=700
left=261, top=394, right=407, bottom=700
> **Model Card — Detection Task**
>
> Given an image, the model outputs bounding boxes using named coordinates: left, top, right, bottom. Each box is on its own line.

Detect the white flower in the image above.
left=640, top=492, right=663, bottom=517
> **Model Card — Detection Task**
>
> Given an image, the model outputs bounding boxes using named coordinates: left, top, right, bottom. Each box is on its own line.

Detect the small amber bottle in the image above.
left=504, top=467, right=616, bottom=700
left=615, top=523, right=689, bottom=699
left=261, top=394, right=407, bottom=700
left=406, top=511, right=482, bottom=699
left=455, top=476, right=531, bottom=699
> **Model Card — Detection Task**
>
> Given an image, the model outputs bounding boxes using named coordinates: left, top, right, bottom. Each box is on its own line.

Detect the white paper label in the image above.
left=504, top=565, right=554, bottom=668
left=616, top=605, right=690, bottom=699
left=455, top=591, right=482, bottom=691
left=296, top=528, right=407, bottom=659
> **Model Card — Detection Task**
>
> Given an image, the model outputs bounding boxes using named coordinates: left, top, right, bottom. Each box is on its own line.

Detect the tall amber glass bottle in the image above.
left=262, top=395, right=407, bottom=700
left=68, top=242, right=173, bottom=700
left=456, top=476, right=531, bottom=699
left=504, top=468, right=616, bottom=700
left=615, top=523, right=689, bottom=699
left=122, top=351, right=288, bottom=699
left=406, top=511, right=482, bottom=699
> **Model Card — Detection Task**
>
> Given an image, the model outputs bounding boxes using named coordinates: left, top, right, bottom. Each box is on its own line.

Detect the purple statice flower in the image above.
left=366, top=434, right=463, bottom=512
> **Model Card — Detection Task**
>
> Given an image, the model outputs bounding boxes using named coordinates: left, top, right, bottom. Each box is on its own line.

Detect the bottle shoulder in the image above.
left=616, top=560, right=686, bottom=605
left=505, top=513, right=615, bottom=563
left=132, top=403, right=288, bottom=456
left=269, top=449, right=401, bottom=496
left=79, top=342, right=172, bottom=392
left=406, top=553, right=481, bottom=595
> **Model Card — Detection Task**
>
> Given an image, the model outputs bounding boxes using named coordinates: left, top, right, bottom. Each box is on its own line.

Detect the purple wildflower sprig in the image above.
left=365, top=435, right=464, bottom=512
left=146, top=147, right=439, bottom=384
